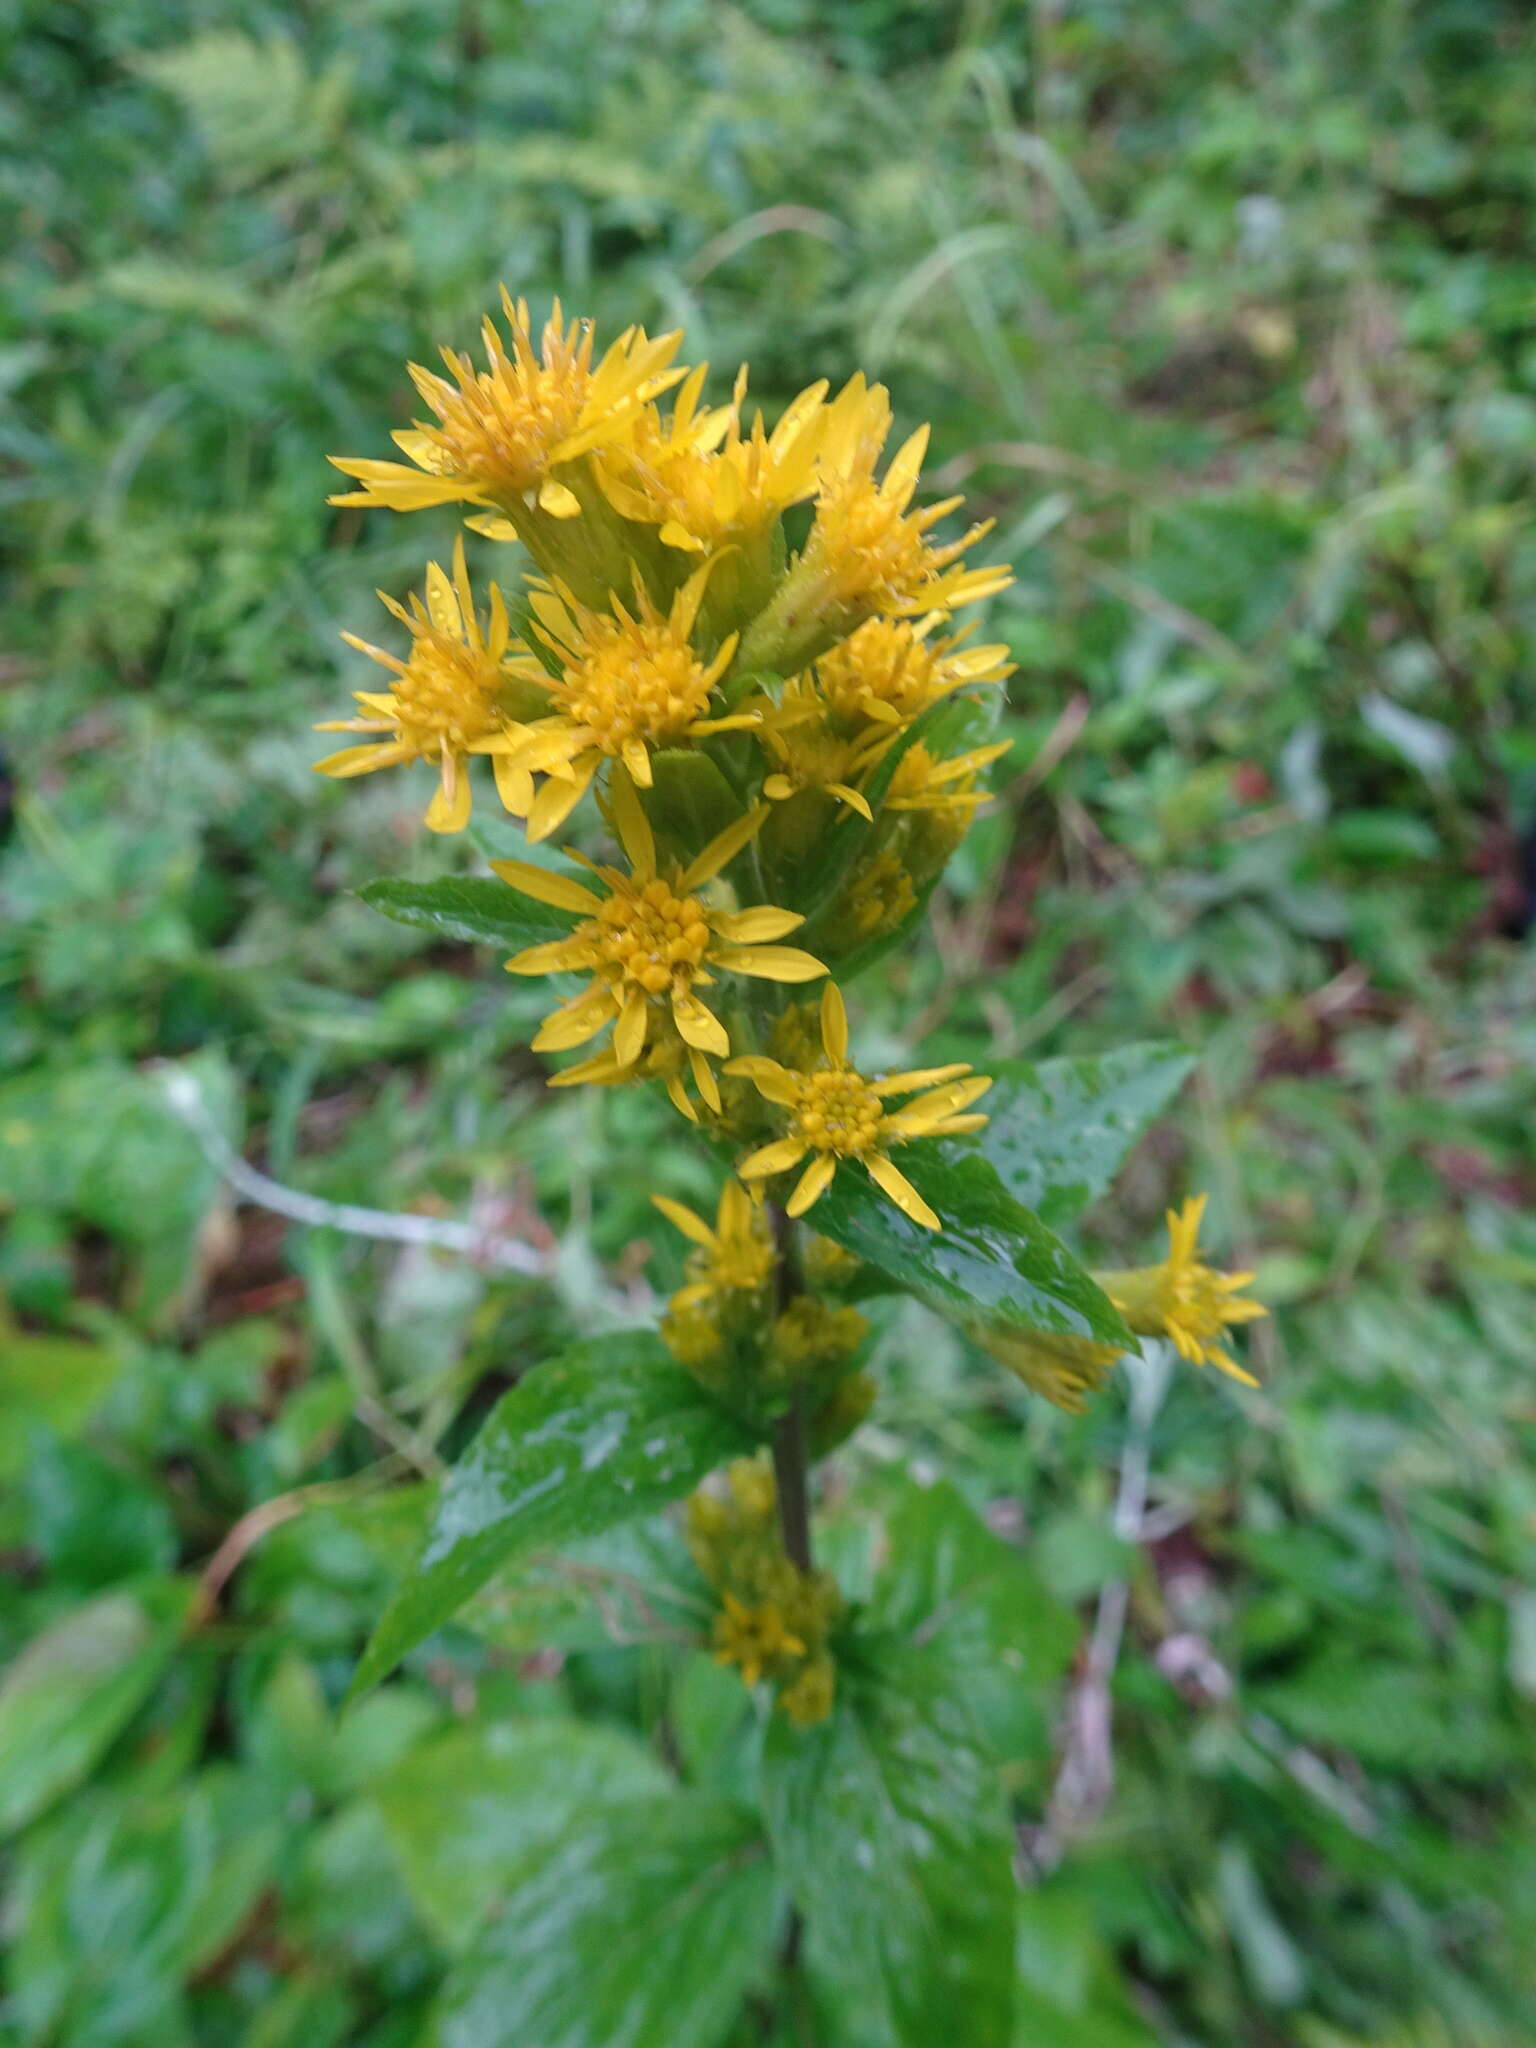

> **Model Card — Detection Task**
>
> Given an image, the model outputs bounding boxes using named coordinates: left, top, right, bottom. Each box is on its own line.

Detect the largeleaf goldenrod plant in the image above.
left=321, top=300, right=1262, bottom=1749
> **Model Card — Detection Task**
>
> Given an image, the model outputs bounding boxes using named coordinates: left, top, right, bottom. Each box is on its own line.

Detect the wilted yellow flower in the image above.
left=982, top=1328, right=1123, bottom=1414
left=1099, top=1195, right=1265, bottom=1383
left=312, top=537, right=531, bottom=832
left=814, top=616, right=1013, bottom=731
left=728, top=983, right=990, bottom=1230
left=504, top=562, right=755, bottom=841
left=593, top=364, right=829, bottom=556
left=884, top=738, right=1012, bottom=816
left=327, top=294, right=685, bottom=517
left=651, top=1179, right=774, bottom=1310
left=494, top=778, right=825, bottom=1090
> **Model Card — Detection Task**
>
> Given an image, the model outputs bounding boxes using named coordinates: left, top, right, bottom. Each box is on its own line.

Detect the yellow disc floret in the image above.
left=502, top=561, right=756, bottom=840
left=495, top=779, right=826, bottom=1086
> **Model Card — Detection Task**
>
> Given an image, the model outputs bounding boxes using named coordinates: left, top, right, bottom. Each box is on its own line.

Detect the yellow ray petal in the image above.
left=688, top=1046, right=723, bottom=1113
left=680, top=804, right=769, bottom=893
left=610, top=770, right=656, bottom=875
left=533, top=993, right=618, bottom=1052
left=312, top=742, right=413, bottom=778
left=827, top=783, right=873, bottom=821
left=738, top=1136, right=810, bottom=1180
left=489, top=860, right=603, bottom=915
left=527, top=763, right=591, bottom=842
left=872, top=1063, right=973, bottom=1096
left=672, top=992, right=730, bottom=1056
left=722, top=1057, right=802, bottom=1107
left=710, top=944, right=828, bottom=983
left=865, top=1152, right=941, bottom=1231
left=612, top=990, right=650, bottom=1068
left=820, top=981, right=849, bottom=1062
left=492, top=753, right=534, bottom=816
left=651, top=1195, right=714, bottom=1247
left=709, top=906, right=805, bottom=944
left=424, top=768, right=473, bottom=833
left=786, top=1153, right=837, bottom=1217
left=504, top=937, right=596, bottom=975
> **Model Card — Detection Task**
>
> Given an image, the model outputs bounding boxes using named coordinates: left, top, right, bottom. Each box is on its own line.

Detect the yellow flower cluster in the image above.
left=983, top=1196, right=1265, bottom=1410
left=652, top=1180, right=870, bottom=1426
left=316, top=297, right=1014, bottom=1232
left=688, top=1457, right=842, bottom=1727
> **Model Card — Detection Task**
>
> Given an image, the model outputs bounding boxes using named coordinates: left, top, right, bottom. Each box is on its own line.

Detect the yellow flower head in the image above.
left=494, top=778, right=826, bottom=1093
left=814, top=616, right=1013, bottom=731
left=801, top=375, right=1011, bottom=619
left=327, top=294, right=686, bottom=516
left=727, top=983, right=991, bottom=1231
left=884, top=738, right=1012, bottom=817
left=981, top=1328, right=1123, bottom=1414
left=711, top=1591, right=804, bottom=1688
left=651, top=1178, right=774, bottom=1311
left=593, top=364, right=829, bottom=555
left=754, top=680, right=897, bottom=822
left=312, top=537, right=530, bottom=832
left=505, top=561, right=756, bottom=841
left=1100, top=1195, right=1265, bottom=1383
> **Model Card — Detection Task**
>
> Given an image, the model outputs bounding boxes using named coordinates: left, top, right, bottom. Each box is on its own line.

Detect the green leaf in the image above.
left=350, top=1334, right=751, bottom=1698
left=9, top=1769, right=283, bottom=2042
left=0, top=1325, right=123, bottom=1481
left=762, top=1645, right=1017, bottom=2047
left=357, top=874, right=580, bottom=952
left=375, top=1718, right=671, bottom=1949
left=863, top=1479, right=1077, bottom=1771
left=811, top=1149, right=1132, bottom=1347
left=965, top=1043, right=1195, bottom=1228
left=0, top=1580, right=191, bottom=1837
left=430, top=1794, right=777, bottom=2048
left=867, top=1475, right=1077, bottom=1682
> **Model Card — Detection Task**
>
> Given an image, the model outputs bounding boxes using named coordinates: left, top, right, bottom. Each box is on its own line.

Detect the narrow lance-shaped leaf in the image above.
left=358, top=874, right=580, bottom=951
left=349, top=1335, right=753, bottom=1698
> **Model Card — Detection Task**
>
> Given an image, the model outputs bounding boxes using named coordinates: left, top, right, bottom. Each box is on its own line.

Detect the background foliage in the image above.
left=3, top=0, right=1535, bottom=2041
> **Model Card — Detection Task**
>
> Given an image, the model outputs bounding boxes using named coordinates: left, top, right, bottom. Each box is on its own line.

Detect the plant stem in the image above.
left=768, top=1203, right=813, bottom=1573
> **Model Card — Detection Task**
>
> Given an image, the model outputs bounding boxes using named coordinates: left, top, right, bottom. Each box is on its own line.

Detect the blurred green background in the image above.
left=3, top=1, right=1536, bottom=2042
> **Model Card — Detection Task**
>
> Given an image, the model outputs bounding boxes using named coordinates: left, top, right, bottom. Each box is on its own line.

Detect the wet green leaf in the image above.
left=350, top=1335, right=752, bottom=1697
left=962, top=1042, right=1195, bottom=1227
left=357, top=874, right=579, bottom=952
left=376, top=1717, right=671, bottom=1949
left=811, top=1149, right=1132, bottom=1346
left=0, top=1580, right=191, bottom=1837
left=762, top=1644, right=1017, bottom=2046
left=867, top=1475, right=1077, bottom=1683
left=430, top=1794, right=776, bottom=2048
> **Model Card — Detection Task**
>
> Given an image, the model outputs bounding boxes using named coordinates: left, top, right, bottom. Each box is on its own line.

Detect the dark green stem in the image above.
left=768, top=1203, right=813, bottom=1573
